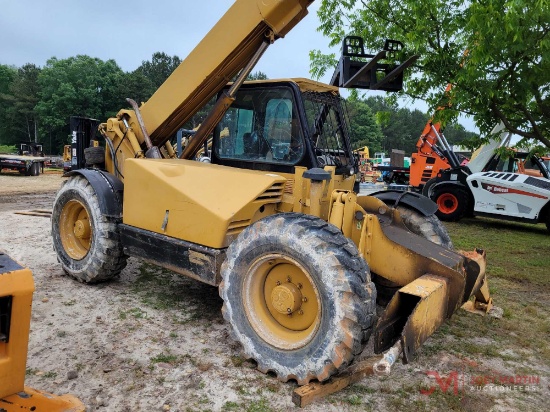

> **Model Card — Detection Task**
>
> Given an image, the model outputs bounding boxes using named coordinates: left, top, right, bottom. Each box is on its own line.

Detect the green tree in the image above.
left=36, top=55, right=124, bottom=153
left=313, top=0, right=550, bottom=149
left=346, top=98, right=384, bottom=152
left=247, top=71, right=268, bottom=81
left=135, top=52, right=182, bottom=90
left=358, top=96, right=477, bottom=155
left=0, top=64, right=17, bottom=145
left=119, top=70, right=156, bottom=106
left=3, top=64, right=42, bottom=143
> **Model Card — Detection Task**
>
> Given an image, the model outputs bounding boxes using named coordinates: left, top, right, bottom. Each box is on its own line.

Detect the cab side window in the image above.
left=215, top=87, right=304, bottom=164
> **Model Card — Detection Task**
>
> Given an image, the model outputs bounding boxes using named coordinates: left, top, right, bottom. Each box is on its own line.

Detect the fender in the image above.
left=370, top=190, right=438, bottom=216
left=64, top=169, right=123, bottom=218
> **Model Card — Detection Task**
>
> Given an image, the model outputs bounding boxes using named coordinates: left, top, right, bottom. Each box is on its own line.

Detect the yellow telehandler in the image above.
left=51, top=0, right=492, bottom=385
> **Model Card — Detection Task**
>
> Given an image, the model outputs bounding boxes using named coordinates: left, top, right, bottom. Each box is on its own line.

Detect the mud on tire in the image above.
left=51, top=175, right=127, bottom=283
left=219, top=213, right=376, bottom=385
left=395, top=205, right=453, bottom=249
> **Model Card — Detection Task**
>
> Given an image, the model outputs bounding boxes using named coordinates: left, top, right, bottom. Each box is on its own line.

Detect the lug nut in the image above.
left=302, top=297, right=308, bottom=302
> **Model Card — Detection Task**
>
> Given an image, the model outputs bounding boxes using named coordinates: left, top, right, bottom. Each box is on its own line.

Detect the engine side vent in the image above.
left=227, top=219, right=251, bottom=237
left=525, top=176, right=550, bottom=191
left=255, top=182, right=284, bottom=203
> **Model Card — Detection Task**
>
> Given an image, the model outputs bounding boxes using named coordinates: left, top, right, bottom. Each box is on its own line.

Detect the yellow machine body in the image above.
left=0, top=252, right=84, bottom=411
left=51, top=0, right=495, bottom=387
left=123, top=159, right=286, bottom=248
left=123, top=158, right=356, bottom=249
left=0, top=262, right=33, bottom=398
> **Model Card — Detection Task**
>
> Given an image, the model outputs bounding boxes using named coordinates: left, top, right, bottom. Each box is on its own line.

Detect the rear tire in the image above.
left=219, top=213, right=376, bottom=385
left=432, top=186, right=469, bottom=221
left=51, top=175, right=127, bottom=283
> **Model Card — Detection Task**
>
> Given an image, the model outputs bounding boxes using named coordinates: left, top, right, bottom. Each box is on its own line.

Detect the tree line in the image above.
left=0, top=52, right=182, bottom=155
left=0, top=52, right=475, bottom=155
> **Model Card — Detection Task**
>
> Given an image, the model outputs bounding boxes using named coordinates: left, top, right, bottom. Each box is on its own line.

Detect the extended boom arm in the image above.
left=101, top=0, right=313, bottom=172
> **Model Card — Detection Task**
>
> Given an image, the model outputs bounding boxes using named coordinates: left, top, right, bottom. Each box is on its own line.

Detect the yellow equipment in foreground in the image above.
left=51, top=0, right=493, bottom=386
left=0, top=251, right=84, bottom=411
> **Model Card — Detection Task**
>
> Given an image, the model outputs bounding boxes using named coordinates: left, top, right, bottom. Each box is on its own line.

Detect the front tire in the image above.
left=432, top=186, right=469, bottom=221
left=51, top=175, right=127, bottom=283
left=395, top=205, right=453, bottom=249
left=219, top=213, right=376, bottom=385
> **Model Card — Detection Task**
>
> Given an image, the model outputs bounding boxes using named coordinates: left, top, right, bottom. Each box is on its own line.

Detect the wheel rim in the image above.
left=437, top=193, right=459, bottom=214
left=242, top=254, right=321, bottom=350
left=59, top=199, right=92, bottom=260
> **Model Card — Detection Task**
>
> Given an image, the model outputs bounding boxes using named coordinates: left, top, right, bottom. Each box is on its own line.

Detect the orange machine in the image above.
left=409, top=84, right=463, bottom=188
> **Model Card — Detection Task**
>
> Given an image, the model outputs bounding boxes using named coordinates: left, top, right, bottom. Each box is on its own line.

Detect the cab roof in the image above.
left=243, top=78, right=340, bottom=94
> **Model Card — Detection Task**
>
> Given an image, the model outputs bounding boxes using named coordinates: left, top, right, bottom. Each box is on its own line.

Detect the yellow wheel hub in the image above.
left=59, top=199, right=92, bottom=260
left=270, top=283, right=302, bottom=314
left=243, top=255, right=321, bottom=350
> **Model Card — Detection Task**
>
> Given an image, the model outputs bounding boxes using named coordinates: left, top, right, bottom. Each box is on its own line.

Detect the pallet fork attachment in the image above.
left=330, top=36, right=419, bottom=91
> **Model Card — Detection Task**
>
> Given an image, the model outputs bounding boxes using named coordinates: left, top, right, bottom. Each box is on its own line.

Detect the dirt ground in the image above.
left=0, top=170, right=547, bottom=412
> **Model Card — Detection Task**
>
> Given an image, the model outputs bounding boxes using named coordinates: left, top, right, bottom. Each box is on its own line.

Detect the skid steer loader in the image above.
left=51, top=0, right=492, bottom=385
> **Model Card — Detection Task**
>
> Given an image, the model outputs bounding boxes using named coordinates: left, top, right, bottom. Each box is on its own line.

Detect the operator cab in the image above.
left=490, top=152, right=550, bottom=179
left=211, top=79, right=357, bottom=176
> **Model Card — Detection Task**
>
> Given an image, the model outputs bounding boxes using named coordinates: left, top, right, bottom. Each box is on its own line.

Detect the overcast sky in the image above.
left=0, top=0, right=335, bottom=78
left=0, top=0, right=476, bottom=132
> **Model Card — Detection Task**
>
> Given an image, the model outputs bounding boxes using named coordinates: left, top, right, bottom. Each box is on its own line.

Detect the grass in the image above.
left=401, top=217, right=550, bottom=411
left=130, top=263, right=222, bottom=325
left=446, top=217, right=549, bottom=285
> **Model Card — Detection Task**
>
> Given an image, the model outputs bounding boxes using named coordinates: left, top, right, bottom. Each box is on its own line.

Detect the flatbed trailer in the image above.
left=0, top=153, right=46, bottom=176
left=0, top=142, right=47, bottom=176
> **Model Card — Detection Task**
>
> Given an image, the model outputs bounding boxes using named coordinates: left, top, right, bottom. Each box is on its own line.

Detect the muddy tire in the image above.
left=219, top=213, right=376, bottom=385
left=432, top=185, right=469, bottom=222
left=51, top=175, right=127, bottom=283
left=84, top=146, right=105, bottom=166
left=395, top=205, right=453, bottom=249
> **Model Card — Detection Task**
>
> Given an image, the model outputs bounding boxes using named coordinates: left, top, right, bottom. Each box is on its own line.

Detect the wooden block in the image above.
left=292, top=356, right=382, bottom=408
